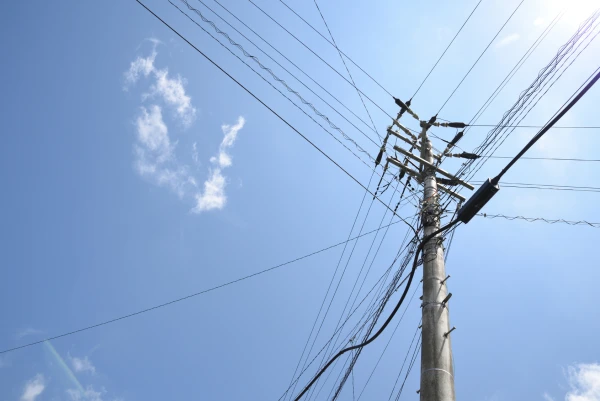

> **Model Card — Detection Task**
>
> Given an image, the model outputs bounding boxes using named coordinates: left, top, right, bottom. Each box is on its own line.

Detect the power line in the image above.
left=483, top=155, right=600, bottom=162
left=412, top=0, right=484, bottom=99
left=471, top=181, right=600, bottom=193
left=285, top=172, right=378, bottom=401
left=178, top=0, right=378, bottom=160
left=292, top=219, right=460, bottom=401
left=163, top=0, right=412, bottom=219
left=211, top=0, right=382, bottom=138
left=477, top=213, right=600, bottom=228
left=0, top=216, right=406, bottom=355
left=247, top=0, right=398, bottom=122
left=437, top=0, right=525, bottom=114
left=192, top=0, right=381, bottom=150
left=465, top=124, right=600, bottom=128
left=278, top=0, right=393, bottom=97
left=491, top=65, right=600, bottom=182
left=313, top=0, right=379, bottom=137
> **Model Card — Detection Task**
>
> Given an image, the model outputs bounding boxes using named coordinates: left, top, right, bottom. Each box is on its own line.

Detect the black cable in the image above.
left=278, top=0, right=393, bottom=98
left=193, top=0, right=382, bottom=149
left=437, top=0, right=525, bottom=114
left=307, top=214, right=422, bottom=401
left=384, top=322, right=421, bottom=401
left=478, top=213, right=600, bottom=228
left=285, top=173, right=377, bottom=401
left=412, top=0, right=484, bottom=99
left=465, top=124, right=600, bottom=128
left=472, top=183, right=600, bottom=193
left=438, top=10, right=600, bottom=205
left=179, top=0, right=379, bottom=159
left=467, top=23, right=600, bottom=181
left=0, top=213, right=406, bottom=355
left=247, top=0, right=398, bottom=122
left=313, top=177, right=408, bottom=401
left=278, top=217, right=420, bottom=401
left=492, top=65, right=600, bottom=183
left=292, top=219, right=460, bottom=401
left=313, top=0, right=379, bottom=138
left=393, top=333, right=422, bottom=401
left=356, top=289, right=420, bottom=400
left=482, top=156, right=600, bottom=162
left=158, top=0, right=411, bottom=222
left=212, top=0, right=382, bottom=137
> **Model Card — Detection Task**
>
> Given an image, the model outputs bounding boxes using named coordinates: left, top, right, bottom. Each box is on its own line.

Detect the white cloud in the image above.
left=69, top=354, right=96, bottom=374
left=496, top=33, right=520, bottom=48
left=125, top=48, right=244, bottom=213
left=534, top=17, right=545, bottom=27
left=124, top=50, right=156, bottom=87
left=192, top=142, right=199, bottom=165
left=544, top=392, right=556, bottom=401
left=150, top=69, right=196, bottom=127
left=565, top=363, right=600, bottom=401
left=133, top=105, right=197, bottom=198
left=194, top=169, right=227, bottom=212
left=16, top=328, right=42, bottom=339
left=192, top=117, right=245, bottom=213
left=67, top=386, right=105, bottom=401
left=124, top=47, right=196, bottom=127
left=21, top=374, right=45, bottom=401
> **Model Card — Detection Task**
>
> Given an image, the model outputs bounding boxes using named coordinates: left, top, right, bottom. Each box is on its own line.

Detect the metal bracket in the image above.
left=394, top=146, right=474, bottom=190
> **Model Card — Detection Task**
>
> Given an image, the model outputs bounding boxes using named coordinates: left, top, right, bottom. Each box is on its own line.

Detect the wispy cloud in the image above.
left=133, top=105, right=197, bottom=198
left=124, top=50, right=156, bottom=88
left=69, top=354, right=96, bottom=375
left=16, top=328, right=42, bottom=339
left=565, top=363, right=600, bottom=401
left=193, top=117, right=245, bottom=213
left=496, top=33, right=520, bottom=48
left=67, top=386, right=106, bottom=401
left=543, top=392, right=555, bottom=401
left=21, top=374, right=45, bottom=401
left=124, top=45, right=243, bottom=213
left=125, top=45, right=196, bottom=127
left=149, top=69, right=196, bottom=127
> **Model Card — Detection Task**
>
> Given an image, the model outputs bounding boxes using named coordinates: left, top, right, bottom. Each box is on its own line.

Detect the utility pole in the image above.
left=418, top=121, right=455, bottom=401
left=385, top=107, right=472, bottom=401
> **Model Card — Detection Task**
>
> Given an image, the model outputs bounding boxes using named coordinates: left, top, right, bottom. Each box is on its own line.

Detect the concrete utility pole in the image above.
left=418, top=123, right=456, bottom=401
left=386, top=106, right=470, bottom=401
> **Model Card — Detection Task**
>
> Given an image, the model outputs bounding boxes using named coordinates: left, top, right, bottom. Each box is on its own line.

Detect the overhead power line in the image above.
left=313, top=0, right=379, bottom=137
left=0, top=214, right=406, bottom=355
left=437, top=0, right=525, bottom=114
left=292, top=219, right=460, bottom=401
left=478, top=213, right=600, bottom=228
left=465, top=124, right=600, bottom=128
left=165, top=0, right=414, bottom=216
left=471, top=181, right=600, bottom=193
left=211, top=0, right=382, bottom=138
left=193, top=0, right=381, bottom=150
left=177, top=0, right=377, bottom=160
left=412, top=0, right=484, bottom=99
left=483, top=156, right=600, bottom=162
left=247, top=0, right=398, bottom=122
left=278, top=0, right=393, bottom=97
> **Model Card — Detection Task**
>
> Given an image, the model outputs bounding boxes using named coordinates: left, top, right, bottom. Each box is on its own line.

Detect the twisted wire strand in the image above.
left=478, top=213, right=600, bottom=227
left=178, top=0, right=376, bottom=161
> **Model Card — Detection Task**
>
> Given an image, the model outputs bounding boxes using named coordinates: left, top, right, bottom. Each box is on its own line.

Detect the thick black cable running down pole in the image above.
left=292, top=219, right=461, bottom=401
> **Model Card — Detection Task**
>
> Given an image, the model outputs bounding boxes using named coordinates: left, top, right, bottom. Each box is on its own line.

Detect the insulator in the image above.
left=447, top=122, right=467, bottom=128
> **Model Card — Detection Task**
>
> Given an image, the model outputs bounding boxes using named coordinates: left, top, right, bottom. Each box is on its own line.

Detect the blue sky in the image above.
left=1, top=1, right=600, bottom=401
